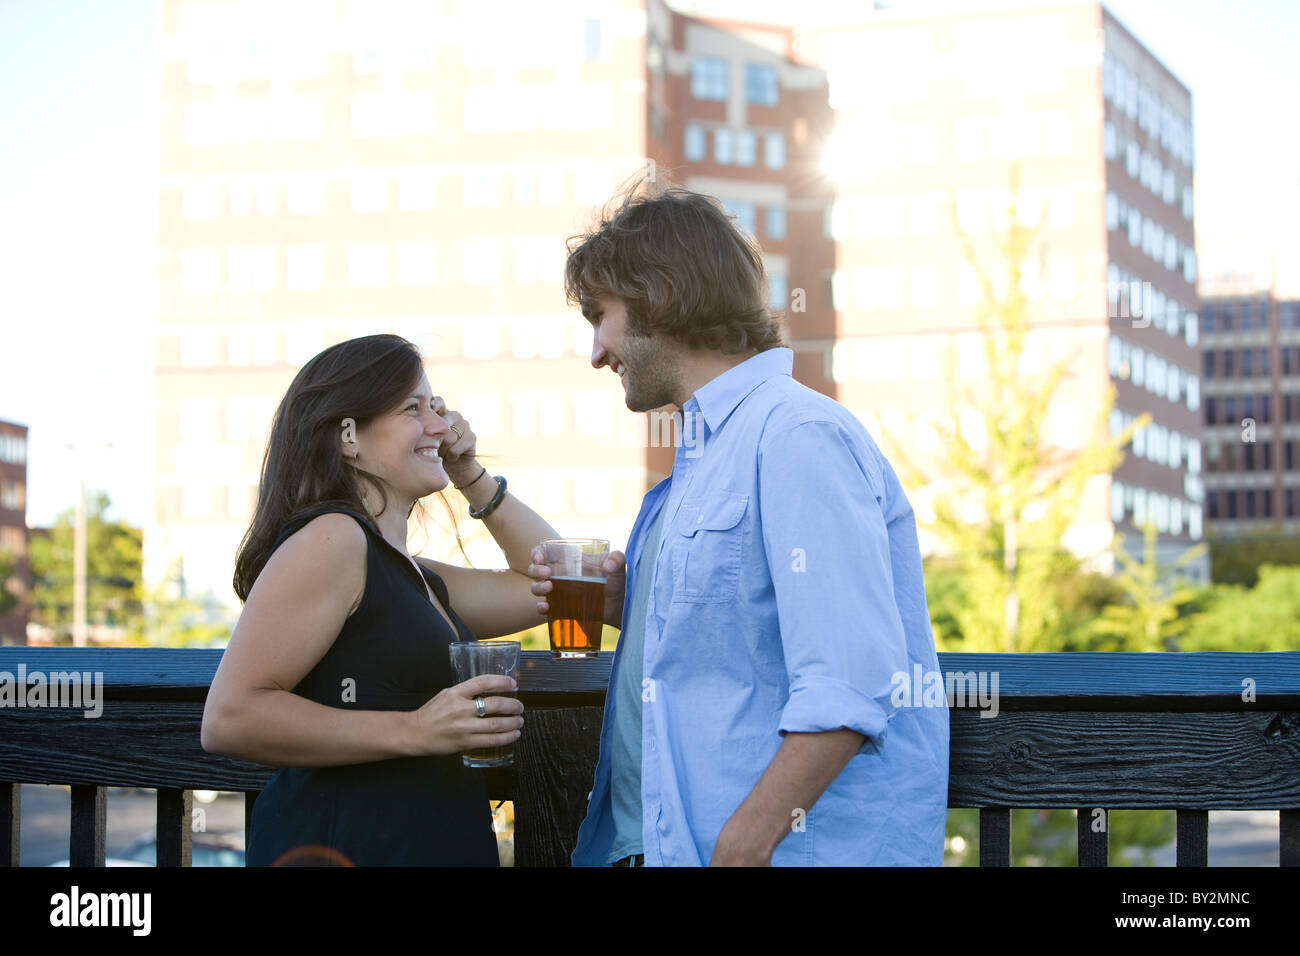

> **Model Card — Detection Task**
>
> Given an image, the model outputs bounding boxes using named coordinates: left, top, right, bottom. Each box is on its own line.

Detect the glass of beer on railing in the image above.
left=539, top=538, right=608, bottom=659
left=447, top=641, right=520, bottom=767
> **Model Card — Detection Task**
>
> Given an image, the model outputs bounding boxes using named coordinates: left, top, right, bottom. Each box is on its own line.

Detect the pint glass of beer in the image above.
left=447, top=641, right=520, bottom=768
left=539, top=538, right=609, bottom=659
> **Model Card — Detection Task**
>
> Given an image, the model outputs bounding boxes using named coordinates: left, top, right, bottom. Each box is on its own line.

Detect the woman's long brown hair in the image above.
left=233, top=334, right=424, bottom=602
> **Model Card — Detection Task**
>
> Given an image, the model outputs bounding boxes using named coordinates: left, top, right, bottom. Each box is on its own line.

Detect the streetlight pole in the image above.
left=73, top=478, right=86, bottom=647
left=62, top=442, right=112, bottom=647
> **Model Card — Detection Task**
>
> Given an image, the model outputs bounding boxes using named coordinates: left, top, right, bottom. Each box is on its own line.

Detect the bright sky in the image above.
left=1, top=0, right=1296, bottom=529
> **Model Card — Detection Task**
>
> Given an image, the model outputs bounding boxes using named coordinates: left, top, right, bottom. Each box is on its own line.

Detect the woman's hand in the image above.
left=432, top=395, right=481, bottom=489
left=408, top=674, right=523, bottom=757
left=530, top=547, right=627, bottom=628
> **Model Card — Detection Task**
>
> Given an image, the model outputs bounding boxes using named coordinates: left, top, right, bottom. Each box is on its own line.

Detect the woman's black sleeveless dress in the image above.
left=245, top=503, right=499, bottom=866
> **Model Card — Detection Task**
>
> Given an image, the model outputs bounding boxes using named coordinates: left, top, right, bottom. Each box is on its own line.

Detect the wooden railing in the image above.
left=2, top=648, right=1298, bottom=866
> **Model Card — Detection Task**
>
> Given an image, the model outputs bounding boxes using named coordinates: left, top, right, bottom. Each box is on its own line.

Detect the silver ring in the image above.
left=474, top=695, right=487, bottom=718
left=450, top=423, right=463, bottom=441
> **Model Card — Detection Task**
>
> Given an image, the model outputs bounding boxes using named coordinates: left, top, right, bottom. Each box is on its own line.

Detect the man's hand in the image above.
left=530, top=548, right=627, bottom=628
left=708, top=728, right=866, bottom=867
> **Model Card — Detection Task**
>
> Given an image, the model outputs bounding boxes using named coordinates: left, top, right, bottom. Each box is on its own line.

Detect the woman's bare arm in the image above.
left=202, top=513, right=521, bottom=765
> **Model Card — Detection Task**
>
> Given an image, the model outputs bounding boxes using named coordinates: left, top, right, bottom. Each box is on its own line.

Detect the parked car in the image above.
left=48, top=832, right=245, bottom=867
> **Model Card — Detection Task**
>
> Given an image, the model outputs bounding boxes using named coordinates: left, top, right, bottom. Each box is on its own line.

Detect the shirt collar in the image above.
left=685, top=347, right=793, bottom=433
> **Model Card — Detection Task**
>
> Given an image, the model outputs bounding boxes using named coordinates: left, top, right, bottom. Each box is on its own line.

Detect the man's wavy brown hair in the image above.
left=564, top=184, right=786, bottom=355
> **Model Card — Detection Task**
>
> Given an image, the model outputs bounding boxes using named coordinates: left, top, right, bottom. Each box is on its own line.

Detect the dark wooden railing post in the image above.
left=1077, top=807, right=1108, bottom=866
left=1176, top=809, right=1208, bottom=866
left=979, top=808, right=1011, bottom=866
left=156, top=788, right=192, bottom=867
left=1, top=783, right=18, bottom=867
left=1281, top=809, right=1300, bottom=867
left=70, top=784, right=107, bottom=867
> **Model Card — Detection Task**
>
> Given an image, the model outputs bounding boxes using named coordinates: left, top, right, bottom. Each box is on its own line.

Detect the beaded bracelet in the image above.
left=468, top=475, right=508, bottom=520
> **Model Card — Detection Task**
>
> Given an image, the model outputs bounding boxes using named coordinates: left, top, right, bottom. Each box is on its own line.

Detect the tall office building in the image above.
left=1199, top=280, right=1300, bottom=532
left=775, top=1, right=1207, bottom=578
left=153, top=0, right=832, bottom=606
left=0, top=420, right=29, bottom=645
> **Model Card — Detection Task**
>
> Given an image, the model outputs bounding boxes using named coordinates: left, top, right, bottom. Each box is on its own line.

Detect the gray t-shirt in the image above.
left=605, top=503, right=666, bottom=864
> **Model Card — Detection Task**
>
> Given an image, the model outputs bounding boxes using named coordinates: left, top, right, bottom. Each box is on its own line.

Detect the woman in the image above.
left=202, top=334, right=560, bottom=866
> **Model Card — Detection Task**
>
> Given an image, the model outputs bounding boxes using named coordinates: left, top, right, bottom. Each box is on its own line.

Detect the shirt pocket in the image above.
left=672, top=491, right=748, bottom=605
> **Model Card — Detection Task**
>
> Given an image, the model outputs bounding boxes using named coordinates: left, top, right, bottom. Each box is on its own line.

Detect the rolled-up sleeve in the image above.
left=758, top=420, right=911, bottom=747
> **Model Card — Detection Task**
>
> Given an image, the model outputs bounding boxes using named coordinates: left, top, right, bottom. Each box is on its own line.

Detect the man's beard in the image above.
left=621, top=333, right=680, bottom=412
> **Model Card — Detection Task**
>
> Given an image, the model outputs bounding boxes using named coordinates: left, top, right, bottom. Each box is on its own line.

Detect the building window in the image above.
left=764, top=132, right=786, bottom=170
left=744, top=63, right=778, bottom=106
left=348, top=242, right=389, bottom=288
left=351, top=172, right=389, bottom=212
left=284, top=244, right=325, bottom=289
left=691, top=56, right=728, bottom=101
left=684, top=123, right=706, bottom=162
left=723, top=200, right=757, bottom=236
left=1204, top=351, right=1215, bottom=378
left=396, top=241, right=436, bottom=287
left=766, top=204, right=787, bottom=240
left=352, top=92, right=437, bottom=137
left=462, top=239, right=502, bottom=284
left=715, top=128, right=735, bottom=165
left=397, top=170, right=437, bottom=210
left=736, top=130, right=757, bottom=167
left=582, top=18, right=606, bottom=61
left=769, top=274, right=787, bottom=310
left=286, top=175, right=327, bottom=214
left=464, top=169, right=503, bottom=207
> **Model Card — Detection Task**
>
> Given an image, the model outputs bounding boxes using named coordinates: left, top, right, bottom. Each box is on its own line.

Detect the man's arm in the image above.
left=710, top=729, right=865, bottom=866
left=715, top=418, right=910, bottom=865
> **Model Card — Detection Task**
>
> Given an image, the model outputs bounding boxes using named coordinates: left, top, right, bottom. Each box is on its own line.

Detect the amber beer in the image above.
left=540, top=538, right=609, bottom=659
left=464, top=690, right=517, bottom=765
left=548, top=576, right=605, bottom=658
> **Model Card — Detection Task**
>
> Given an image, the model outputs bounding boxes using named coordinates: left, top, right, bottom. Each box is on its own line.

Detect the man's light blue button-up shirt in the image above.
left=571, top=347, right=949, bottom=866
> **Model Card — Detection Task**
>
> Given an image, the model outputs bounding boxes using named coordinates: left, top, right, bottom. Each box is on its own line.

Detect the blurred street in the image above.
left=13, top=783, right=1279, bottom=867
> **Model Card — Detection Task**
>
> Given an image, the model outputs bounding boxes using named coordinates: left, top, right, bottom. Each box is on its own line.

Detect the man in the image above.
left=530, top=186, right=949, bottom=866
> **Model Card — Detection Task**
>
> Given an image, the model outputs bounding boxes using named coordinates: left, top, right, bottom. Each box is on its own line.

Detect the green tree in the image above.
left=0, top=547, right=18, bottom=617
left=885, top=181, right=1147, bottom=652
left=1207, top=530, right=1300, bottom=586
left=143, top=559, right=232, bottom=647
left=29, top=491, right=143, bottom=641
left=1086, top=522, right=1207, bottom=651
left=1177, top=565, right=1300, bottom=651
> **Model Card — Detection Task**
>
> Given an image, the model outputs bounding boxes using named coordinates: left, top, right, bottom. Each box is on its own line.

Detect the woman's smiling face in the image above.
left=346, top=371, right=451, bottom=503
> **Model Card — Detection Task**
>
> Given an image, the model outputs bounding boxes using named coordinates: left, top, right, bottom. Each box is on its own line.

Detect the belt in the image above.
left=612, top=854, right=646, bottom=867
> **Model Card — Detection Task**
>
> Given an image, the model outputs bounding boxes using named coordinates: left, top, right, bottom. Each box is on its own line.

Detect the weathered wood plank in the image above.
left=1176, top=809, right=1208, bottom=866
left=513, top=706, right=604, bottom=867
left=70, top=785, right=106, bottom=867
left=947, top=710, right=1300, bottom=808
left=980, top=808, right=1011, bottom=866
left=156, top=788, right=192, bottom=867
left=1077, top=807, right=1107, bottom=866
left=1, top=783, right=18, bottom=867
left=0, top=648, right=612, bottom=704
left=1281, top=809, right=1300, bottom=867
left=5, top=704, right=1300, bottom=810
left=3, top=648, right=1299, bottom=709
